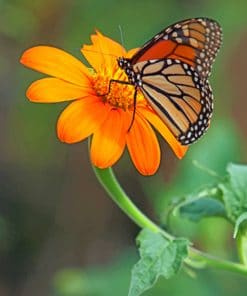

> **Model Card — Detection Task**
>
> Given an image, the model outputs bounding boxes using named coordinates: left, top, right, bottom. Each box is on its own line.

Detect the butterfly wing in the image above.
left=131, top=17, right=222, bottom=80
left=134, top=58, right=213, bottom=144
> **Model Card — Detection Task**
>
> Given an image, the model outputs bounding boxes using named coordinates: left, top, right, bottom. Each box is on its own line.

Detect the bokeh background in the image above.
left=1, top=0, right=247, bottom=295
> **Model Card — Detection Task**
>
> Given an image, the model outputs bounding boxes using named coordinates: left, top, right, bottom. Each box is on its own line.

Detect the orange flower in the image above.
left=20, top=31, right=188, bottom=175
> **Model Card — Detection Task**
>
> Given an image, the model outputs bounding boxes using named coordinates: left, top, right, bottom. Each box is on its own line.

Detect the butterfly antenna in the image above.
left=118, top=25, right=125, bottom=56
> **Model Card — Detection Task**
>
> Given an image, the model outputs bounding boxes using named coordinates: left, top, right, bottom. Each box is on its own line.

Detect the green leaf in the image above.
left=179, top=197, right=226, bottom=222
left=233, top=212, right=247, bottom=239
left=128, top=229, right=188, bottom=296
left=170, top=185, right=225, bottom=222
left=219, top=163, right=247, bottom=223
left=218, top=163, right=247, bottom=264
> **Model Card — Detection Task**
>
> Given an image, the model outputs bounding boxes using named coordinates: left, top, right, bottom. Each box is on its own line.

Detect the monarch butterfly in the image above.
left=116, top=17, right=222, bottom=145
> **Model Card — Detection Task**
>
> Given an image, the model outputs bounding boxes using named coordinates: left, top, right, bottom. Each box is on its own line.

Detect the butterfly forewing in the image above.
left=131, top=17, right=222, bottom=80
left=134, top=59, right=213, bottom=144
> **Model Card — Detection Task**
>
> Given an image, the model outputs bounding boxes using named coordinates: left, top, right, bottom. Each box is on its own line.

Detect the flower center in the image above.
left=92, top=69, right=142, bottom=111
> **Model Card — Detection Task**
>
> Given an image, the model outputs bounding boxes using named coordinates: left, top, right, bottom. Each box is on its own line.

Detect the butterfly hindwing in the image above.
left=133, top=58, right=213, bottom=144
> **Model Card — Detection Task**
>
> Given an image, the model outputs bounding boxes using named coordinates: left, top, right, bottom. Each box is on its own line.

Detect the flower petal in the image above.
left=138, top=107, right=188, bottom=158
left=57, top=96, right=111, bottom=143
left=90, top=108, right=127, bottom=168
left=81, top=30, right=126, bottom=73
left=20, top=46, right=91, bottom=86
left=126, top=47, right=140, bottom=58
left=27, top=77, right=95, bottom=103
left=126, top=113, right=160, bottom=175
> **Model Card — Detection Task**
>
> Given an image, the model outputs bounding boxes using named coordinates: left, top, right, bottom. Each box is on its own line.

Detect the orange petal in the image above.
left=57, top=96, right=111, bottom=143
left=138, top=107, right=188, bottom=159
left=90, top=108, right=127, bottom=168
left=27, top=77, right=95, bottom=103
left=81, top=30, right=126, bottom=73
left=126, top=113, right=160, bottom=175
left=126, top=47, right=140, bottom=58
left=20, top=46, right=91, bottom=86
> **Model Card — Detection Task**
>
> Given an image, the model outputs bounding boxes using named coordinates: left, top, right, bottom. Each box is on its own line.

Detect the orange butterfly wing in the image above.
left=131, top=18, right=222, bottom=80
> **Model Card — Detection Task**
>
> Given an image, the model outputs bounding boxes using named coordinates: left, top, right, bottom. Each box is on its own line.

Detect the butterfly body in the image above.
left=118, top=17, right=222, bottom=145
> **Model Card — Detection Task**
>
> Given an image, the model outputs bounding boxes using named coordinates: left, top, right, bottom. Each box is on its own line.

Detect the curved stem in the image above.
left=93, top=166, right=247, bottom=276
left=93, top=166, right=172, bottom=240
left=188, top=248, right=247, bottom=275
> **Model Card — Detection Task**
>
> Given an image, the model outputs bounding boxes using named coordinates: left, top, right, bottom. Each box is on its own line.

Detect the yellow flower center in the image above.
left=92, top=68, right=143, bottom=111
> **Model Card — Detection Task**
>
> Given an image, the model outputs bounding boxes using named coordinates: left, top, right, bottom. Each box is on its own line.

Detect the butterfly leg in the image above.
left=127, top=88, right=137, bottom=132
left=99, top=79, right=137, bottom=132
left=101, top=79, right=131, bottom=96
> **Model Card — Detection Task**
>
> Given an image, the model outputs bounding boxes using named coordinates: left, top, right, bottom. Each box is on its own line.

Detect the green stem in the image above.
left=93, top=166, right=172, bottom=240
left=93, top=166, right=247, bottom=276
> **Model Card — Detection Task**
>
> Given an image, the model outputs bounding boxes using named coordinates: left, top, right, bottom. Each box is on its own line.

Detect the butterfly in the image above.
left=117, top=17, right=222, bottom=145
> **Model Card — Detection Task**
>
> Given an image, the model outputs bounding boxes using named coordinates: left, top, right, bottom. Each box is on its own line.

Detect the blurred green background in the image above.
left=1, top=0, right=247, bottom=295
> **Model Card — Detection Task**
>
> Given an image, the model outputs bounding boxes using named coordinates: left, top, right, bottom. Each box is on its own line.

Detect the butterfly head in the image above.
left=117, top=57, right=131, bottom=70
left=117, top=57, right=140, bottom=86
